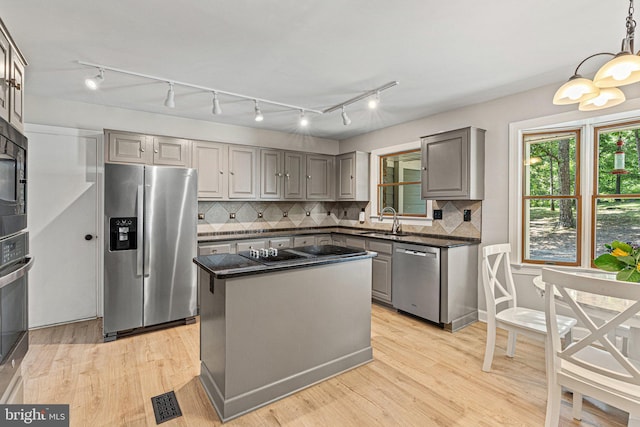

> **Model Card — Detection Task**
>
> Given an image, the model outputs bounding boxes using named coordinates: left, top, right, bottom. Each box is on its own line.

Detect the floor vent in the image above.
left=151, top=390, right=183, bottom=424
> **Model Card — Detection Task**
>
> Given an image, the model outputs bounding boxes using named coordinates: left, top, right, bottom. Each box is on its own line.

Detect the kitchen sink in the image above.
left=359, top=231, right=410, bottom=237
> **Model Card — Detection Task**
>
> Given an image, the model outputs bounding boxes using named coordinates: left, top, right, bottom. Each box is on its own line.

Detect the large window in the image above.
left=522, top=130, right=581, bottom=266
left=378, top=149, right=425, bottom=217
left=592, top=122, right=640, bottom=263
left=518, top=118, right=640, bottom=267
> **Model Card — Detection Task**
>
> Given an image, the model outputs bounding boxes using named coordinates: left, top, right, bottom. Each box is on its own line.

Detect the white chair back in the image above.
left=542, top=268, right=640, bottom=385
left=482, top=243, right=518, bottom=316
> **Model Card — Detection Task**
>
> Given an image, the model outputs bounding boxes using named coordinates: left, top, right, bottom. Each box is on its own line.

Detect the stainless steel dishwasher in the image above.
left=392, top=243, right=440, bottom=324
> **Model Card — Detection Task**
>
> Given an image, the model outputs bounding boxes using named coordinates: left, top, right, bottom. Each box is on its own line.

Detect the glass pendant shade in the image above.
left=578, top=87, right=625, bottom=111
left=593, top=53, right=640, bottom=87
left=553, top=77, right=600, bottom=105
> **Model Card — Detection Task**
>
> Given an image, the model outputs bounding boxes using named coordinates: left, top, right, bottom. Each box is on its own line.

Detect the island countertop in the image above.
left=193, top=245, right=377, bottom=279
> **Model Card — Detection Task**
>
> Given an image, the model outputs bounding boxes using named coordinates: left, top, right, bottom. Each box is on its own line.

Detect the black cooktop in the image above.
left=292, top=245, right=367, bottom=257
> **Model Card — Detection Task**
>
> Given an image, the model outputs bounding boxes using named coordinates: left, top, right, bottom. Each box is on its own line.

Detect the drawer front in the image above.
left=367, top=240, right=393, bottom=255
left=293, top=236, right=315, bottom=247
left=236, top=240, right=267, bottom=252
left=315, top=235, right=332, bottom=245
left=198, top=243, right=234, bottom=255
left=345, top=237, right=366, bottom=250
left=269, top=237, right=292, bottom=249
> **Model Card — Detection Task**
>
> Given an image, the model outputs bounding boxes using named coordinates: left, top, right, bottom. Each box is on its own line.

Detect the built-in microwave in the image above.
left=0, top=118, right=26, bottom=240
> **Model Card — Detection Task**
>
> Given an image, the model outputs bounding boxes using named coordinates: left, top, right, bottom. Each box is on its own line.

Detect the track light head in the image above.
left=85, top=68, right=104, bottom=90
left=164, top=82, right=175, bottom=108
left=254, top=100, right=264, bottom=122
left=299, top=110, right=309, bottom=127
left=341, top=106, right=351, bottom=126
left=212, top=92, right=222, bottom=115
left=368, top=91, right=380, bottom=109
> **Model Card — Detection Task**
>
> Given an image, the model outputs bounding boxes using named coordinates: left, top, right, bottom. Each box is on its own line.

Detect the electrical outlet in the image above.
left=229, top=213, right=236, bottom=219
left=198, top=213, right=204, bottom=220
left=257, top=212, right=263, bottom=218
left=306, top=211, right=311, bottom=216
left=433, top=209, right=443, bottom=220
left=283, top=211, right=288, bottom=217
left=463, top=209, right=472, bottom=222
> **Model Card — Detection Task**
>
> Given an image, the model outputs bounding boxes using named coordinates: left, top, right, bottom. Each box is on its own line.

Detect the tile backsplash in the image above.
left=198, top=200, right=481, bottom=239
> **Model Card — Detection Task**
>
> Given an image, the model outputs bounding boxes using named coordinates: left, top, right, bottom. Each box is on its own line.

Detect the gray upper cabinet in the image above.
left=152, top=136, right=190, bottom=167
left=107, top=131, right=151, bottom=164
left=283, top=151, right=305, bottom=200
left=421, top=126, right=485, bottom=200
left=306, top=154, right=334, bottom=200
left=336, top=151, right=369, bottom=201
left=0, top=23, right=26, bottom=133
left=260, top=149, right=283, bottom=199
left=192, top=141, right=227, bottom=200
left=228, top=146, right=258, bottom=199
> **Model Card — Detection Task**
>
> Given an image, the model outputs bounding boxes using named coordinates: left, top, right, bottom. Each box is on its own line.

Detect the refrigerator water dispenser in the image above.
left=109, top=217, right=137, bottom=251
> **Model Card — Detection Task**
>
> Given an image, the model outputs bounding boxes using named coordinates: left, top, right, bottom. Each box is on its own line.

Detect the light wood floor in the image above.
left=24, top=304, right=628, bottom=426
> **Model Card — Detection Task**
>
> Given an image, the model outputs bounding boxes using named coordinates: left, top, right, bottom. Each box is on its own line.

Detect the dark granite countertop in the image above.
left=198, top=226, right=479, bottom=248
left=194, top=249, right=377, bottom=279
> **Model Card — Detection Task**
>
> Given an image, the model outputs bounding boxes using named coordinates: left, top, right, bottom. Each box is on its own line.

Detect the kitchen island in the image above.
left=193, top=245, right=375, bottom=422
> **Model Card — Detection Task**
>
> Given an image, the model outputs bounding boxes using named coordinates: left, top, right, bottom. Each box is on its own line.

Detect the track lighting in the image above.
left=299, top=110, right=309, bottom=127
left=212, top=92, right=222, bottom=115
left=84, top=68, right=104, bottom=90
left=164, top=82, right=175, bottom=108
left=341, top=106, right=351, bottom=126
left=368, top=91, right=380, bottom=109
left=254, top=100, right=264, bottom=122
left=77, top=61, right=399, bottom=128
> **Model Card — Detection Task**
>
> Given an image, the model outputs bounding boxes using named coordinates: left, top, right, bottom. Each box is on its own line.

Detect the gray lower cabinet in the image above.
left=315, top=234, right=332, bottom=245
left=367, top=240, right=393, bottom=303
left=269, top=237, right=291, bottom=249
left=293, top=235, right=315, bottom=247
left=345, top=237, right=366, bottom=250
left=236, top=239, right=267, bottom=252
left=332, top=235, right=346, bottom=247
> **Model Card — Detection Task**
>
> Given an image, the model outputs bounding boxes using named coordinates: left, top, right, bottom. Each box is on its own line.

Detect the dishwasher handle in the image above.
left=395, top=248, right=436, bottom=257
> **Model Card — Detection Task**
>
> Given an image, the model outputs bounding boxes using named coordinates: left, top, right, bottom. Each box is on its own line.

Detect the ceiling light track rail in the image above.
left=322, top=81, right=399, bottom=113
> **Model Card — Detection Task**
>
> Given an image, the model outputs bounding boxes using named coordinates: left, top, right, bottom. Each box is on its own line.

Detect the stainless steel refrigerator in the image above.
left=103, top=163, right=197, bottom=341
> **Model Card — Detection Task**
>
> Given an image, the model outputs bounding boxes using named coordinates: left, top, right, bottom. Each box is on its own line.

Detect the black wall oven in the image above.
left=0, top=119, right=26, bottom=240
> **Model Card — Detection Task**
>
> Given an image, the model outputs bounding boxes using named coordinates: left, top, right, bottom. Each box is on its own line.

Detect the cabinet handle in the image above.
left=154, top=149, right=158, bottom=153
left=219, top=170, right=224, bottom=175
left=285, top=173, right=290, bottom=179
left=422, top=167, right=427, bottom=170
left=350, top=175, right=354, bottom=179
left=211, top=249, right=217, bottom=254
left=230, top=171, right=235, bottom=175
left=8, top=79, right=21, bottom=90
left=276, top=172, right=283, bottom=177
left=140, top=148, right=145, bottom=152
left=307, top=175, right=311, bottom=179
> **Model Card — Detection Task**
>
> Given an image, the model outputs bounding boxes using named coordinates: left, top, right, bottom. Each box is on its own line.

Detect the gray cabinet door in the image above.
left=371, top=253, right=392, bottom=303
left=0, top=31, right=9, bottom=125
left=421, top=127, right=485, bottom=200
left=283, top=151, right=305, bottom=199
left=229, top=146, right=258, bottom=199
left=107, top=131, right=151, bottom=164
left=337, top=153, right=355, bottom=199
left=152, top=136, right=190, bottom=167
left=9, top=52, right=24, bottom=132
left=306, top=154, right=334, bottom=200
left=260, top=149, right=283, bottom=199
left=192, top=141, right=227, bottom=199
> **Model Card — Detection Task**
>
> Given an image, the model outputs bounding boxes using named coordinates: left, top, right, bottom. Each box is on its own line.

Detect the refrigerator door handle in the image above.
left=143, top=184, right=151, bottom=277
left=136, top=185, right=144, bottom=277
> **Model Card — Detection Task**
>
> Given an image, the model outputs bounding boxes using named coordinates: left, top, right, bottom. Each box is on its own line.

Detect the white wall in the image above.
left=25, top=94, right=340, bottom=154
left=340, top=81, right=640, bottom=313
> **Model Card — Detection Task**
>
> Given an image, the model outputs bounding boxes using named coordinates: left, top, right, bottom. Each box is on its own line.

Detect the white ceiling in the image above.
left=0, top=0, right=629, bottom=140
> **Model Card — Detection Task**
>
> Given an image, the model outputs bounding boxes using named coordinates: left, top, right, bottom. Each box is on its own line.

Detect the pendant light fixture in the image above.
left=84, top=68, right=104, bottom=90
left=211, top=92, right=222, bottom=115
left=553, top=0, right=638, bottom=110
left=164, top=82, right=175, bottom=108
left=254, top=100, right=264, bottom=122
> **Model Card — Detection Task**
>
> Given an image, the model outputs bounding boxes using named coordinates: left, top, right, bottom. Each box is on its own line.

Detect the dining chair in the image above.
left=481, top=243, right=576, bottom=372
left=542, top=268, right=640, bottom=427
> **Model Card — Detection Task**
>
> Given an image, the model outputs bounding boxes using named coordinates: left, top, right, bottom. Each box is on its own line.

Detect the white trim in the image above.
left=508, top=107, right=640, bottom=269
left=369, top=141, right=433, bottom=227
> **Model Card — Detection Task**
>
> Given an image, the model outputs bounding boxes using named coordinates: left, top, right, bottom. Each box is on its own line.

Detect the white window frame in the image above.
left=509, top=105, right=640, bottom=274
left=369, top=140, right=433, bottom=226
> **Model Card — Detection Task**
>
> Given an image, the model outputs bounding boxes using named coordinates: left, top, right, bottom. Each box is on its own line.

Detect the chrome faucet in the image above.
left=379, top=206, right=401, bottom=234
